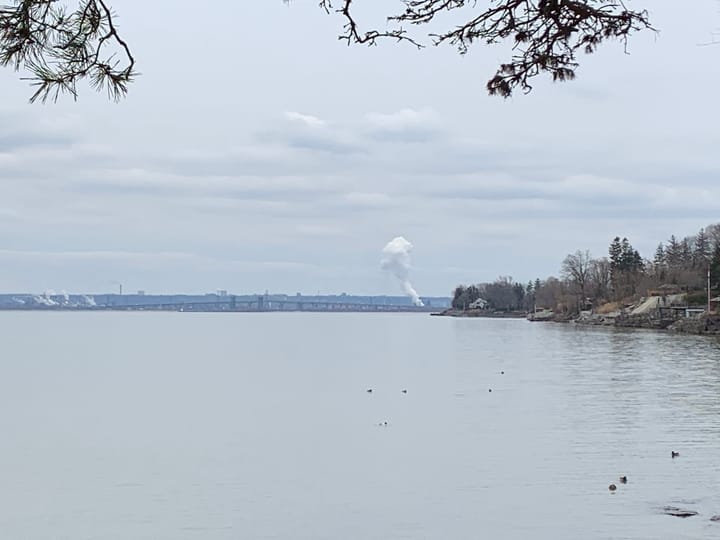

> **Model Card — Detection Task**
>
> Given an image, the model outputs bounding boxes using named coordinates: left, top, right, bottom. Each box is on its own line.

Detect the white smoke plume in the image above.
left=381, top=236, right=424, bottom=306
left=33, top=294, right=57, bottom=306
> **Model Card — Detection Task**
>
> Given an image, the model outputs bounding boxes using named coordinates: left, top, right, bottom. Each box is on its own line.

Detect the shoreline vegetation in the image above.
left=436, top=224, right=720, bottom=336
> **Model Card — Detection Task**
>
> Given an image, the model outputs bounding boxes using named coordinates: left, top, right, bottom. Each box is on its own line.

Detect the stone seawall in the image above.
left=575, top=313, right=720, bottom=335
left=435, top=308, right=720, bottom=334
left=667, top=316, right=720, bottom=335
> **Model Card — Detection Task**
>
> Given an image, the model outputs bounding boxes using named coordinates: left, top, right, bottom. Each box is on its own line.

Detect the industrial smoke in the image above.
left=381, top=236, right=424, bottom=306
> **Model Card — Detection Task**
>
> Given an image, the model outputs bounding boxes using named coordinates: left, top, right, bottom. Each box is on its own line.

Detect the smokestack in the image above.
left=381, top=236, right=424, bottom=306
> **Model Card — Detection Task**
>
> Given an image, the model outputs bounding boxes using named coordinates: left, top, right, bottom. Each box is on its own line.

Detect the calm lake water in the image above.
left=1, top=312, right=719, bottom=539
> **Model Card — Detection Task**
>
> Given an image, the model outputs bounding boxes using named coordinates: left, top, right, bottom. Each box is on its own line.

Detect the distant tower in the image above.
left=119, top=283, right=122, bottom=295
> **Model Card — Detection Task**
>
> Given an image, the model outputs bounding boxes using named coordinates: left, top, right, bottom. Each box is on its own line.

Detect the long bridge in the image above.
left=113, top=296, right=436, bottom=312
left=2, top=296, right=438, bottom=313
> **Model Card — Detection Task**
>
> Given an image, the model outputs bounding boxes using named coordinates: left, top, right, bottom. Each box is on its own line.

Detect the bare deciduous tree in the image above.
left=561, top=249, right=592, bottom=305
left=535, top=276, right=565, bottom=311
left=588, top=256, right=611, bottom=302
left=484, top=275, right=521, bottom=310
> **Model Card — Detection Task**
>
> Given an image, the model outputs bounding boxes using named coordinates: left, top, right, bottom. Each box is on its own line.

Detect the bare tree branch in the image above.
left=317, top=0, right=654, bottom=97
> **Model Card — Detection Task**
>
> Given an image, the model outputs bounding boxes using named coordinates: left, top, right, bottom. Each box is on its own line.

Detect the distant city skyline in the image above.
left=0, top=291, right=452, bottom=312
left=1, top=1, right=719, bottom=296
left=0, top=288, right=451, bottom=299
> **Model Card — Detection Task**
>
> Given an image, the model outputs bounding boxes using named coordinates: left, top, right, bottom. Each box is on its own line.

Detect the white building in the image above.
left=469, top=298, right=489, bottom=310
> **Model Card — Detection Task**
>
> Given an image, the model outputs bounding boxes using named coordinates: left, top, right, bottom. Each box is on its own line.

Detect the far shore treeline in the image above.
left=452, top=223, right=720, bottom=314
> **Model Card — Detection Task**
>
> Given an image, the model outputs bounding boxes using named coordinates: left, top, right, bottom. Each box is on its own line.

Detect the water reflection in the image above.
left=0, top=313, right=718, bottom=539
left=451, top=319, right=720, bottom=538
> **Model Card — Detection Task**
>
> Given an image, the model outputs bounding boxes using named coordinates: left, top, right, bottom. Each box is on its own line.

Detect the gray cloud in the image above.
left=0, top=109, right=78, bottom=148
left=0, top=0, right=718, bottom=294
left=254, top=111, right=366, bottom=155
left=0, top=132, right=72, bottom=152
left=363, top=108, right=443, bottom=142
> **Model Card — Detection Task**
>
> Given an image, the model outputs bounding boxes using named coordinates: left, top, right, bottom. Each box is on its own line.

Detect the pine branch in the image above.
left=0, top=0, right=135, bottom=102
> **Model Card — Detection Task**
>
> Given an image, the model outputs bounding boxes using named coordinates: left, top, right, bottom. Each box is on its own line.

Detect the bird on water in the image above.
left=671, top=451, right=679, bottom=458
left=608, top=484, right=617, bottom=492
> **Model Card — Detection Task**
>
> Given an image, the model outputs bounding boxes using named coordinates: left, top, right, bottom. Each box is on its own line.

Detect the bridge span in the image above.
left=111, top=296, right=436, bottom=313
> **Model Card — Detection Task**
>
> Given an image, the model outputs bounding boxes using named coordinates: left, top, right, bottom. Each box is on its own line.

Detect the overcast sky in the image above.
left=1, top=0, right=719, bottom=296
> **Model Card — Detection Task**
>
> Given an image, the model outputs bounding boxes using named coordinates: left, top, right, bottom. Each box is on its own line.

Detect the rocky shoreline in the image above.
left=430, top=309, right=527, bottom=319
left=436, top=302, right=720, bottom=335
left=529, top=309, right=720, bottom=335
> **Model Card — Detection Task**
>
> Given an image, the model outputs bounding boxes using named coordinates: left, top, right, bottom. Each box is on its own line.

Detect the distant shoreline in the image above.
left=0, top=292, right=450, bottom=313
left=0, top=305, right=438, bottom=314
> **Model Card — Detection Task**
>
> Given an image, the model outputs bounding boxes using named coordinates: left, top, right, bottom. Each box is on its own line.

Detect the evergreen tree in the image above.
left=608, top=237, right=623, bottom=298
left=452, top=285, right=481, bottom=309
left=665, top=235, right=681, bottom=270
left=679, top=237, right=693, bottom=267
left=619, top=238, right=632, bottom=271
left=609, top=237, right=622, bottom=270
left=524, top=281, right=535, bottom=311
left=608, top=236, right=644, bottom=299
left=452, top=285, right=467, bottom=309
left=653, top=243, right=666, bottom=266
left=513, top=282, right=525, bottom=310
left=694, top=228, right=711, bottom=269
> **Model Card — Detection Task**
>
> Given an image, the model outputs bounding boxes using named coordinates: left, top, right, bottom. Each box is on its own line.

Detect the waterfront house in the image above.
left=469, top=298, right=489, bottom=310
